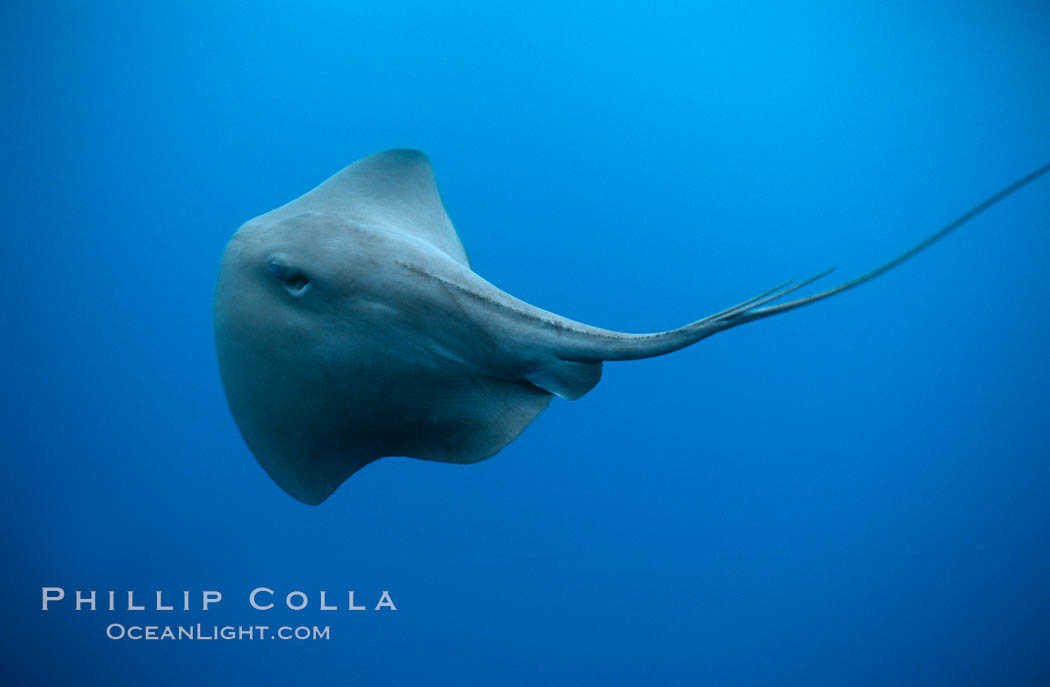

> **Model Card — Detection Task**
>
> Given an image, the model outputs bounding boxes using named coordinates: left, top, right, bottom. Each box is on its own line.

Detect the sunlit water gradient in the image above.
left=5, top=2, right=1049, bottom=685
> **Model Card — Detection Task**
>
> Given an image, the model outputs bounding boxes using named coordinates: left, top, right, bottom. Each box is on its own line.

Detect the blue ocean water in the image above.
left=4, top=1, right=1049, bottom=684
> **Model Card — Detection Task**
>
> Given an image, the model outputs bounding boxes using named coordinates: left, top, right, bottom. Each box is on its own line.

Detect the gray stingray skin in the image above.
left=214, top=149, right=1048, bottom=504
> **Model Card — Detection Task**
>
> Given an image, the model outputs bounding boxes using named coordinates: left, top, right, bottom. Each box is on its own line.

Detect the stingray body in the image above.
left=214, top=149, right=1048, bottom=504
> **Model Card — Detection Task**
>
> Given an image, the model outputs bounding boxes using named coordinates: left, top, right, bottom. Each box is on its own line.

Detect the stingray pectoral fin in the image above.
left=258, top=148, right=471, bottom=267
left=526, top=358, right=603, bottom=400
left=246, top=377, right=555, bottom=504
left=404, top=377, right=554, bottom=463
left=258, top=447, right=378, bottom=506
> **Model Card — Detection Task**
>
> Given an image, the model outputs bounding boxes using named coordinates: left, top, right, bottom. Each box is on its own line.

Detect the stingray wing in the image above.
left=263, top=148, right=471, bottom=267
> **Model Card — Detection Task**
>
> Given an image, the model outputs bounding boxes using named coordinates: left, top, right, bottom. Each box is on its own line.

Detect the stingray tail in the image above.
left=568, top=161, right=1050, bottom=362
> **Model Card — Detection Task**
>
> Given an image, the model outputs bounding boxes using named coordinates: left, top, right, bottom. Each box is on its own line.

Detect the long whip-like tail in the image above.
left=566, top=161, right=1050, bottom=362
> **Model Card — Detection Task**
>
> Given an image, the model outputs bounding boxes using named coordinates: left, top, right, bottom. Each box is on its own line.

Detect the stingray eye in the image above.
left=268, top=260, right=310, bottom=295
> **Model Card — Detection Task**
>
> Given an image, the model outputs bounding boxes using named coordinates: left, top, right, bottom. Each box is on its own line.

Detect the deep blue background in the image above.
left=4, top=1, right=1049, bottom=684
